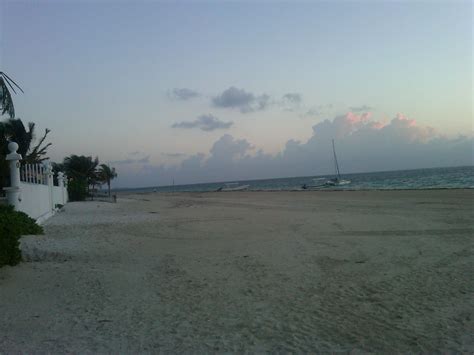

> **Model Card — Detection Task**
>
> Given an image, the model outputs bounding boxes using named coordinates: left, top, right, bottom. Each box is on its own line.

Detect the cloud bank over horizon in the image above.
left=115, top=112, right=473, bottom=187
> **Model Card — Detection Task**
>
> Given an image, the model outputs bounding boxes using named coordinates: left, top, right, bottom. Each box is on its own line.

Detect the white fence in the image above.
left=3, top=142, right=68, bottom=224
left=20, top=163, right=48, bottom=184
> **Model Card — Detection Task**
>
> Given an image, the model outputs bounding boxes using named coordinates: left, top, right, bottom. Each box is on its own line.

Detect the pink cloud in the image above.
left=346, top=111, right=372, bottom=124
left=314, top=111, right=376, bottom=139
left=368, top=121, right=386, bottom=130
left=313, top=111, right=436, bottom=143
left=381, top=114, right=435, bottom=142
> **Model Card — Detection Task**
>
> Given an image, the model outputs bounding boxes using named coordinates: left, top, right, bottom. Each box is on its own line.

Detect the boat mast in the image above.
left=332, top=139, right=341, bottom=179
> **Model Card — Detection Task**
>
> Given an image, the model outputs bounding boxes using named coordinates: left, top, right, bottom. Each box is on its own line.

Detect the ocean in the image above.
left=117, top=165, right=474, bottom=193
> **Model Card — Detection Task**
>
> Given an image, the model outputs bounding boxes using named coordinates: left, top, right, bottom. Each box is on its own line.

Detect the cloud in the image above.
left=115, top=111, right=473, bottom=187
left=168, top=88, right=200, bottom=100
left=280, top=93, right=303, bottom=112
left=350, top=105, right=372, bottom=112
left=110, top=156, right=150, bottom=165
left=208, top=134, right=253, bottom=162
left=310, top=111, right=374, bottom=139
left=303, top=104, right=335, bottom=117
left=304, top=109, right=322, bottom=116
left=162, top=152, right=187, bottom=158
left=282, top=93, right=302, bottom=104
left=212, top=87, right=270, bottom=113
left=172, top=114, right=233, bottom=132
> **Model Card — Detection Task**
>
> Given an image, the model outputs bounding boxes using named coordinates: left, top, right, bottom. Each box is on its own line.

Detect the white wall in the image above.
left=4, top=143, right=69, bottom=223
left=52, top=185, right=67, bottom=207
left=13, top=182, right=68, bottom=223
left=18, top=182, right=53, bottom=221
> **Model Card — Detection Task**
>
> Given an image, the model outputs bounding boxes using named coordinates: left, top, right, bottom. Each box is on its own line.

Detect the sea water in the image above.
left=119, top=166, right=474, bottom=193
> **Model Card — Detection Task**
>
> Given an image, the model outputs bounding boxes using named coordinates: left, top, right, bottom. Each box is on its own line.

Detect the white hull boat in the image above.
left=217, top=183, right=250, bottom=192
left=302, top=139, right=351, bottom=189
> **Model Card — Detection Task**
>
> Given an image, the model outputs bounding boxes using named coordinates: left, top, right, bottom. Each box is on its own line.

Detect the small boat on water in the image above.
left=302, top=139, right=351, bottom=190
left=216, top=182, right=250, bottom=192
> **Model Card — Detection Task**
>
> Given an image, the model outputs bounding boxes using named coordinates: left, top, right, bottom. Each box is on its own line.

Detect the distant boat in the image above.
left=302, top=139, right=351, bottom=189
left=324, top=139, right=351, bottom=186
left=216, top=182, right=250, bottom=192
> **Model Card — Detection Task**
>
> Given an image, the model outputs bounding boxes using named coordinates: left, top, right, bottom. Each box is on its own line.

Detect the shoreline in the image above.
left=112, top=165, right=474, bottom=193
left=117, top=187, right=474, bottom=195
left=114, top=165, right=474, bottom=191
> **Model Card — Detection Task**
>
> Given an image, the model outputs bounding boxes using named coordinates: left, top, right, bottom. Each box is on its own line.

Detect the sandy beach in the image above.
left=0, top=190, right=473, bottom=352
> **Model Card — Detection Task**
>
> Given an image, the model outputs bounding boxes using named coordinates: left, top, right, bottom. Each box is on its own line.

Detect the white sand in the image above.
left=0, top=190, right=473, bottom=352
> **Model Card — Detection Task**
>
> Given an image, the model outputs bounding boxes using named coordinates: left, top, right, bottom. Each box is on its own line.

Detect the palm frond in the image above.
left=0, top=78, right=15, bottom=118
left=27, top=127, right=50, bottom=161
left=1, top=72, right=24, bottom=93
left=0, top=72, right=24, bottom=118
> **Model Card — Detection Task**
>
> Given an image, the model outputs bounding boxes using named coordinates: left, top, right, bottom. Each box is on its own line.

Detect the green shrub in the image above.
left=68, top=179, right=87, bottom=201
left=0, top=205, right=43, bottom=268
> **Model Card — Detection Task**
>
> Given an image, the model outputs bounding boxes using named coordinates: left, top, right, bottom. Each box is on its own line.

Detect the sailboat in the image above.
left=324, top=139, right=351, bottom=186
left=302, top=139, right=351, bottom=189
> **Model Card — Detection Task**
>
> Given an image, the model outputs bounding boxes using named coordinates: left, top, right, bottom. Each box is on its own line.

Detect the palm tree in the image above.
left=0, top=118, right=51, bottom=162
left=63, top=155, right=100, bottom=200
left=4, top=119, right=33, bottom=157
left=63, top=155, right=99, bottom=183
left=0, top=72, right=24, bottom=118
left=99, top=164, right=117, bottom=196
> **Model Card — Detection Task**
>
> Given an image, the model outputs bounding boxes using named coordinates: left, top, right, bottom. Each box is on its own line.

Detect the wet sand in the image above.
left=0, top=190, right=473, bottom=352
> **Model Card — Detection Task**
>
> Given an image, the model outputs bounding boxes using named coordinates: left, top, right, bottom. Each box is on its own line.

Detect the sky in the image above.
left=0, top=0, right=472, bottom=187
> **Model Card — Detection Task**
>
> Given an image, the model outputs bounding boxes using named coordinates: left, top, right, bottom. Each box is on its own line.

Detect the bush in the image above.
left=0, top=205, right=43, bottom=267
left=68, top=179, right=87, bottom=201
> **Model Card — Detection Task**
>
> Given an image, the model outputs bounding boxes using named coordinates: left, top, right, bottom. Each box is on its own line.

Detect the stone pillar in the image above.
left=58, top=172, right=65, bottom=205
left=63, top=174, right=68, bottom=203
left=44, top=161, right=54, bottom=211
left=3, top=142, right=23, bottom=210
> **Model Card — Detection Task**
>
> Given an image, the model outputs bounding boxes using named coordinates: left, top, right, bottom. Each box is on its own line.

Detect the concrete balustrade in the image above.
left=3, top=142, right=69, bottom=224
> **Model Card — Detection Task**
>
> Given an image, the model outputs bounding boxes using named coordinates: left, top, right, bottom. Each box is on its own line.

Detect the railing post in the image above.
left=3, top=142, right=23, bottom=210
left=63, top=174, right=68, bottom=203
left=58, top=172, right=65, bottom=205
left=44, top=161, right=54, bottom=211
